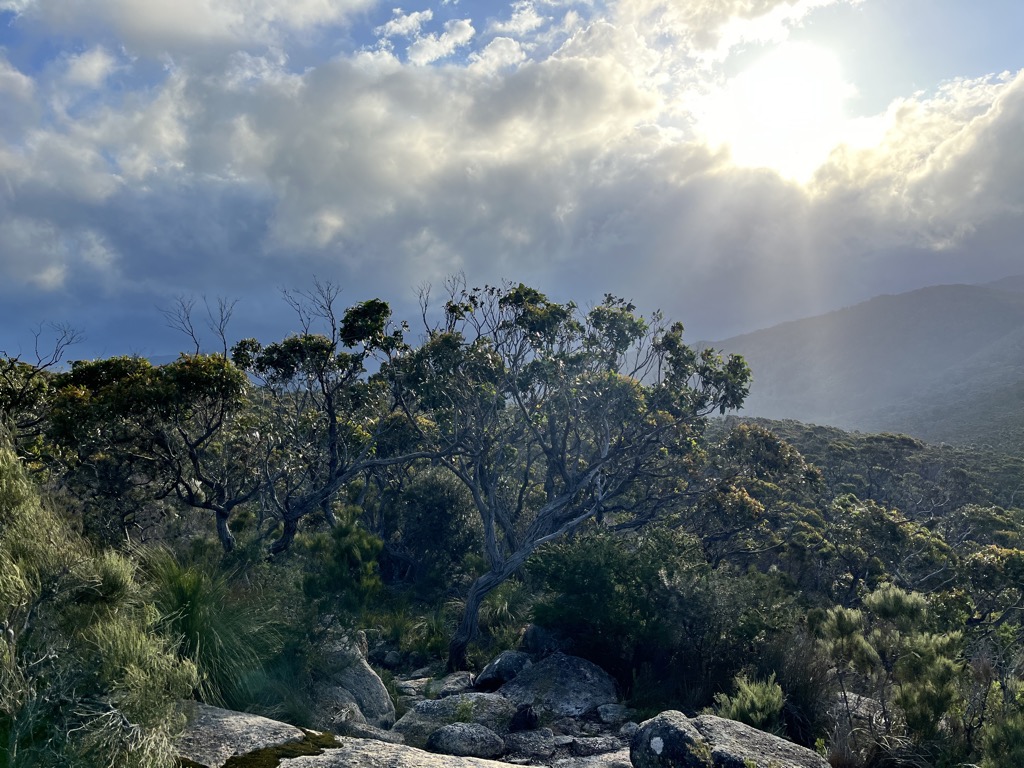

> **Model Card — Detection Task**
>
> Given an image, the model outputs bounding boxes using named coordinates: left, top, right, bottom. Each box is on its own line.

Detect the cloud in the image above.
left=3, top=0, right=376, bottom=56
left=488, top=1, right=546, bottom=36
left=1, top=1, right=1023, bottom=357
left=407, top=18, right=476, bottom=65
left=64, top=46, right=119, bottom=87
left=613, top=0, right=854, bottom=57
left=376, top=9, right=434, bottom=39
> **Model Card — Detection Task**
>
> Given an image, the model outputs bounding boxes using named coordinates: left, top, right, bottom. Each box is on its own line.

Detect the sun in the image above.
left=699, top=42, right=853, bottom=181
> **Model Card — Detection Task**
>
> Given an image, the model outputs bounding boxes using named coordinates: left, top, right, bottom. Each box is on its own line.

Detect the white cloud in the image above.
left=469, top=37, right=527, bottom=75
left=65, top=46, right=119, bottom=87
left=408, top=18, right=476, bottom=65
left=0, top=56, right=35, bottom=100
left=1, top=1, right=1023, bottom=354
left=6, top=0, right=376, bottom=55
left=376, top=9, right=434, bottom=39
left=488, top=1, right=546, bottom=36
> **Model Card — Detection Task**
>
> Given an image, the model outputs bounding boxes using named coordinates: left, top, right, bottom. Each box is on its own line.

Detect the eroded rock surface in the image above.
left=175, top=703, right=306, bottom=768
left=391, top=692, right=518, bottom=748
left=497, top=652, right=618, bottom=718
left=425, top=721, right=506, bottom=758
left=631, top=710, right=830, bottom=768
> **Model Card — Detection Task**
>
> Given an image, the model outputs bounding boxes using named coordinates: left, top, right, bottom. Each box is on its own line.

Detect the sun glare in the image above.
left=700, top=42, right=853, bottom=181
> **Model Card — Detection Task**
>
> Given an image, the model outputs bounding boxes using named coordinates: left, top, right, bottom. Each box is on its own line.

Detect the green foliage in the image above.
left=144, top=546, right=282, bottom=711
left=821, top=584, right=964, bottom=762
left=0, top=443, right=196, bottom=767
left=713, top=673, right=785, bottom=735
left=980, top=710, right=1024, bottom=768
left=294, top=505, right=383, bottom=618
left=531, top=526, right=796, bottom=708
left=377, top=466, right=482, bottom=598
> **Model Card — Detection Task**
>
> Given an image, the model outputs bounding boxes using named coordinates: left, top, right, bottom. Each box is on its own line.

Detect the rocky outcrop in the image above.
left=280, top=738, right=519, bottom=767
left=312, top=636, right=396, bottom=732
left=425, top=670, right=476, bottom=698
left=498, top=652, right=618, bottom=718
left=475, top=650, right=532, bottom=691
left=391, top=691, right=518, bottom=748
left=174, top=703, right=309, bottom=768
left=425, top=722, right=506, bottom=758
left=631, top=710, right=831, bottom=768
left=551, top=749, right=633, bottom=768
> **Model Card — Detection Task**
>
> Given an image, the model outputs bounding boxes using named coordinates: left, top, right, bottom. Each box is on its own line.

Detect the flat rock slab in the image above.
left=176, top=703, right=306, bottom=768
left=551, top=748, right=633, bottom=768
left=279, top=738, right=515, bottom=767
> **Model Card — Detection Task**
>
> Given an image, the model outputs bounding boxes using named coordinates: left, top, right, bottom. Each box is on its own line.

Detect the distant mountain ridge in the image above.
left=709, top=278, right=1024, bottom=450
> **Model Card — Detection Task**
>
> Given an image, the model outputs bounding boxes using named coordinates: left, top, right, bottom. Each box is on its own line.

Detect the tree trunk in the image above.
left=269, top=516, right=298, bottom=555
left=447, top=570, right=505, bottom=671
left=215, top=510, right=236, bottom=552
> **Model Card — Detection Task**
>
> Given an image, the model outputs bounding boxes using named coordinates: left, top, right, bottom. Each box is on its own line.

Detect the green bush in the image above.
left=143, top=546, right=283, bottom=711
left=713, top=673, right=785, bottom=734
left=530, top=526, right=798, bottom=710
left=0, top=442, right=196, bottom=767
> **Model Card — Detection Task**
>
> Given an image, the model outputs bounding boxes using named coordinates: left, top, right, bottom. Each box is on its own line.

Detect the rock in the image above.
left=504, top=727, right=558, bottom=759
left=391, top=692, right=517, bottom=748
left=597, top=703, right=630, bottom=725
left=693, top=714, right=830, bottom=768
left=337, top=720, right=406, bottom=744
left=619, top=721, right=640, bottom=740
left=384, top=650, right=404, bottom=668
left=631, top=710, right=831, bottom=768
left=475, top=650, right=533, bottom=691
left=631, top=711, right=713, bottom=768
left=551, top=748, right=633, bottom=768
left=571, top=735, right=625, bottom=756
left=426, top=722, right=506, bottom=758
left=498, top=652, right=618, bottom=718
left=398, top=677, right=432, bottom=696
left=509, top=703, right=540, bottom=731
left=425, top=671, right=476, bottom=698
left=175, top=703, right=306, bottom=768
left=312, top=636, right=397, bottom=732
left=280, top=738, right=515, bottom=767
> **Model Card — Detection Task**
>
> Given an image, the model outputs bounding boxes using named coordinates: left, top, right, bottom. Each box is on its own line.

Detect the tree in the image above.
left=231, top=281, right=440, bottom=554
left=394, top=281, right=750, bottom=669
left=46, top=353, right=263, bottom=550
left=0, top=322, right=81, bottom=463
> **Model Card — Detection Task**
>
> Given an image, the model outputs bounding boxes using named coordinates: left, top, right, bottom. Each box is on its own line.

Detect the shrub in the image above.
left=712, top=673, right=785, bottom=734
left=0, top=442, right=196, bottom=767
left=143, top=546, right=282, bottom=711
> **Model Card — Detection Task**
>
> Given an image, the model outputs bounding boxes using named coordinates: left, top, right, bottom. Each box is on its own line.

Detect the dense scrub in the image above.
left=3, top=285, right=1024, bottom=766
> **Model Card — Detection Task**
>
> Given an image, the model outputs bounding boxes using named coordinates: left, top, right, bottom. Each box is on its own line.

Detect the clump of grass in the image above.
left=143, top=546, right=283, bottom=711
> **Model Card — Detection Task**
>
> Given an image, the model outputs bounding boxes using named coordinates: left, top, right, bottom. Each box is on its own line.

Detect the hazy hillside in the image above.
left=710, top=279, right=1024, bottom=450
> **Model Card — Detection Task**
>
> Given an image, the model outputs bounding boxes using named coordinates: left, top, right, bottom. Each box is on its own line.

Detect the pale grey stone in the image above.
left=597, top=703, right=630, bottom=724
left=693, top=714, right=830, bottom=768
left=631, top=710, right=831, bottom=768
left=281, top=738, right=515, bottom=767
left=570, top=735, right=624, bottom=756
left=503, top=727, right=557, bottom=759
left=391, top=692, right=517, bottom=748
left=425, top=670, right=476, bottom=698
left=175, top=703, right=305, bottom=768
left=425, top=722, right=505, bottom=758
left=550, top=748, right=632, bottom=768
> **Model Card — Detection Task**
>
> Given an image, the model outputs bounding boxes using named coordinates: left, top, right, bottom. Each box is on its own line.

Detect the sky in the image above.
left=1, top=0, right=1023, bottom=360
